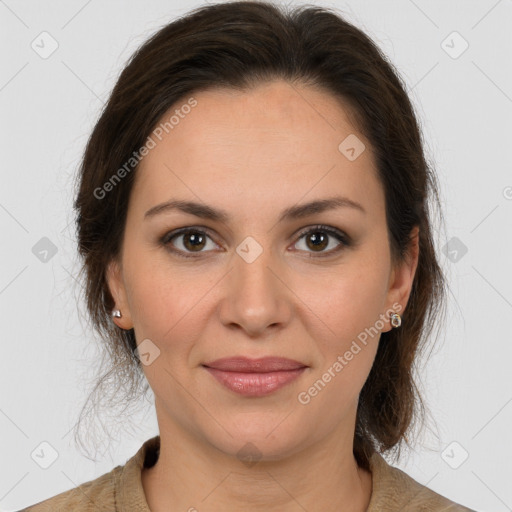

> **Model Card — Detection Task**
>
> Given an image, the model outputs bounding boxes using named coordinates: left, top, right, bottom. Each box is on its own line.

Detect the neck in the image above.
left=141, top=418, right=373, bottom=512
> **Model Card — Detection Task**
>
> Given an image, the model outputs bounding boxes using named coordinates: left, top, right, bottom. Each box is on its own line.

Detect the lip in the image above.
left=202, top=357, right=308, bottom=397
left=202, top=356, right=307, bottom=372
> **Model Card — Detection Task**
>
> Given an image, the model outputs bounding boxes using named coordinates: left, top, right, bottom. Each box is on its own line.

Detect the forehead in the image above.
left=131, top=80, right=383, bottom=221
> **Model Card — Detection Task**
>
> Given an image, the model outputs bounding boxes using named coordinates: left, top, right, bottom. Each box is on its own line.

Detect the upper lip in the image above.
left=202, top=357, right=307, bottom=373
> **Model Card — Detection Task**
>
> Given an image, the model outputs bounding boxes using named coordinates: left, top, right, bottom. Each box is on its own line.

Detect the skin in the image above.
left=107, top=79, right=419, bottom=512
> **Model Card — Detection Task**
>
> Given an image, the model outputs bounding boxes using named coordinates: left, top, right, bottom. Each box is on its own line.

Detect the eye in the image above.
left=161, top=227, right=219, bottom=258
left=292, top=224, right=350, bottom=257
left=161, top=224, right=350, bottom=259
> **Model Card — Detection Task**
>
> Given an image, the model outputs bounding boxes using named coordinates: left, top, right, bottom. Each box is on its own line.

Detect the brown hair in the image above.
left=73, top=1, right=447, bottom=470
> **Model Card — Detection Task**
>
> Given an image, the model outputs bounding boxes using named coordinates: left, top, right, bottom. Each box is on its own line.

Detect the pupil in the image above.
left=182, top=231, right=330, bottom=253
left=186, top=233, right=204, bottom=250
left=309, top=232, right=327, bottom=250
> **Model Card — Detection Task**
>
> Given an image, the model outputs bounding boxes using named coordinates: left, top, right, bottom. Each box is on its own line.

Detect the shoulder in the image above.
left=17, top=465, right=123, bottom=512
left=18, top=435, right=160, bottom=512
left=368, top=452, right=478, bottom=512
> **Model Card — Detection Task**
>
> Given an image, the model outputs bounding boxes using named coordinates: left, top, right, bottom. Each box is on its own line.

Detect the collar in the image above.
left=115, top=435, right=446, bottom=511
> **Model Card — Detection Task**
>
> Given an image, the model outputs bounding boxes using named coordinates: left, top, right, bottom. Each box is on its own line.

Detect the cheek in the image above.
left=125, top=263, right=203, bottom=392
left=291, top=263, right=388, bottom=410
left=122, top=245, right=198, bottom=343
left=298, top=273, right=386, bottom=413
left=298, top=261, right=389, bottom=349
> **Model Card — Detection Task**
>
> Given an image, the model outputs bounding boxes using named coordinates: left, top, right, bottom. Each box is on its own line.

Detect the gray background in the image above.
left=1, top=1, right=511, bottom=510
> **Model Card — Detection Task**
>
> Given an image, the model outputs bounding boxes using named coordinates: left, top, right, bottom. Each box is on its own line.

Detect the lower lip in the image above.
left=203, top=366, right=307, bottom=397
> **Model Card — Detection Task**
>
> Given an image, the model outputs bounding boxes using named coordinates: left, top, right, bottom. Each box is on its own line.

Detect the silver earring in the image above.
left=390, top=312, right=401, bottom=328
left=112, top=309, right=122, bottom=318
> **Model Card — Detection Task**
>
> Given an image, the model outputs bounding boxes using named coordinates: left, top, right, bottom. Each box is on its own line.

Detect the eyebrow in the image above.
left=144, top=196, right=366, bottom=223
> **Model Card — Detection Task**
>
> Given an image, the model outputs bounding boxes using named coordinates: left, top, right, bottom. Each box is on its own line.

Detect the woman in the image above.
left=21, top=1, right=477, bottom=510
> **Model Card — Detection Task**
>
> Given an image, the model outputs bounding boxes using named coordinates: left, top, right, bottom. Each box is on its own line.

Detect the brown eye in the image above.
left=293, top=225, right=350, bottom=257
left=162, top=228, right=218, bottom=257
left=181, top=232, right=207, bottom=252
left=304, top=231, right=329, bottom=252
left=161, top=224, right=350, bottom=259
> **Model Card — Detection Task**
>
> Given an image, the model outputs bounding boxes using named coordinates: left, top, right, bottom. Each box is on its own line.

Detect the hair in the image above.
left=72, top=0, right=447, bottom=471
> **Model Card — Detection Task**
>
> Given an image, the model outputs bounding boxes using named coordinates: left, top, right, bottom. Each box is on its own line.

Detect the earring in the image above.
left=112, top=309, right=122, bottom=318
left=390, top=312, right=401, bottom=328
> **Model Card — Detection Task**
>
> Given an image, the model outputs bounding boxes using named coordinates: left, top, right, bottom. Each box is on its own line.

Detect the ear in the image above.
left=105, top=259, right=134, bottom=330
left=382, top=225, right=420, bottom=332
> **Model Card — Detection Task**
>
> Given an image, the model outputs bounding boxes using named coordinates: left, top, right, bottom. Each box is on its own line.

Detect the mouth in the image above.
left=201, top=356, right=308, bottom=397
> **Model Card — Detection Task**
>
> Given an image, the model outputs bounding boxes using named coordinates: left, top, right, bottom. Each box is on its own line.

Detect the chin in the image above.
left=203, top=416, right=311, bottom=463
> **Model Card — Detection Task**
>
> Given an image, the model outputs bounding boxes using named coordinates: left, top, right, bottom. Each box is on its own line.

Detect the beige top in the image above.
left=19, top=435, right=476, bottom=511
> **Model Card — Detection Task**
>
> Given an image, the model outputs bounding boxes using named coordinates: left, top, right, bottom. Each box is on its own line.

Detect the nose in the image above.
left=217, top=242, right=292, bottom=338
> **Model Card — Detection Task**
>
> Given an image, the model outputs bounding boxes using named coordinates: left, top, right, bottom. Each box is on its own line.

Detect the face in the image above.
left=107, top=80, right=418, bottom=461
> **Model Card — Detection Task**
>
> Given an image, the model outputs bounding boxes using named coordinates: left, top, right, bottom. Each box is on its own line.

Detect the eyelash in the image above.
left=160, top=224, right=351, bottom=259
